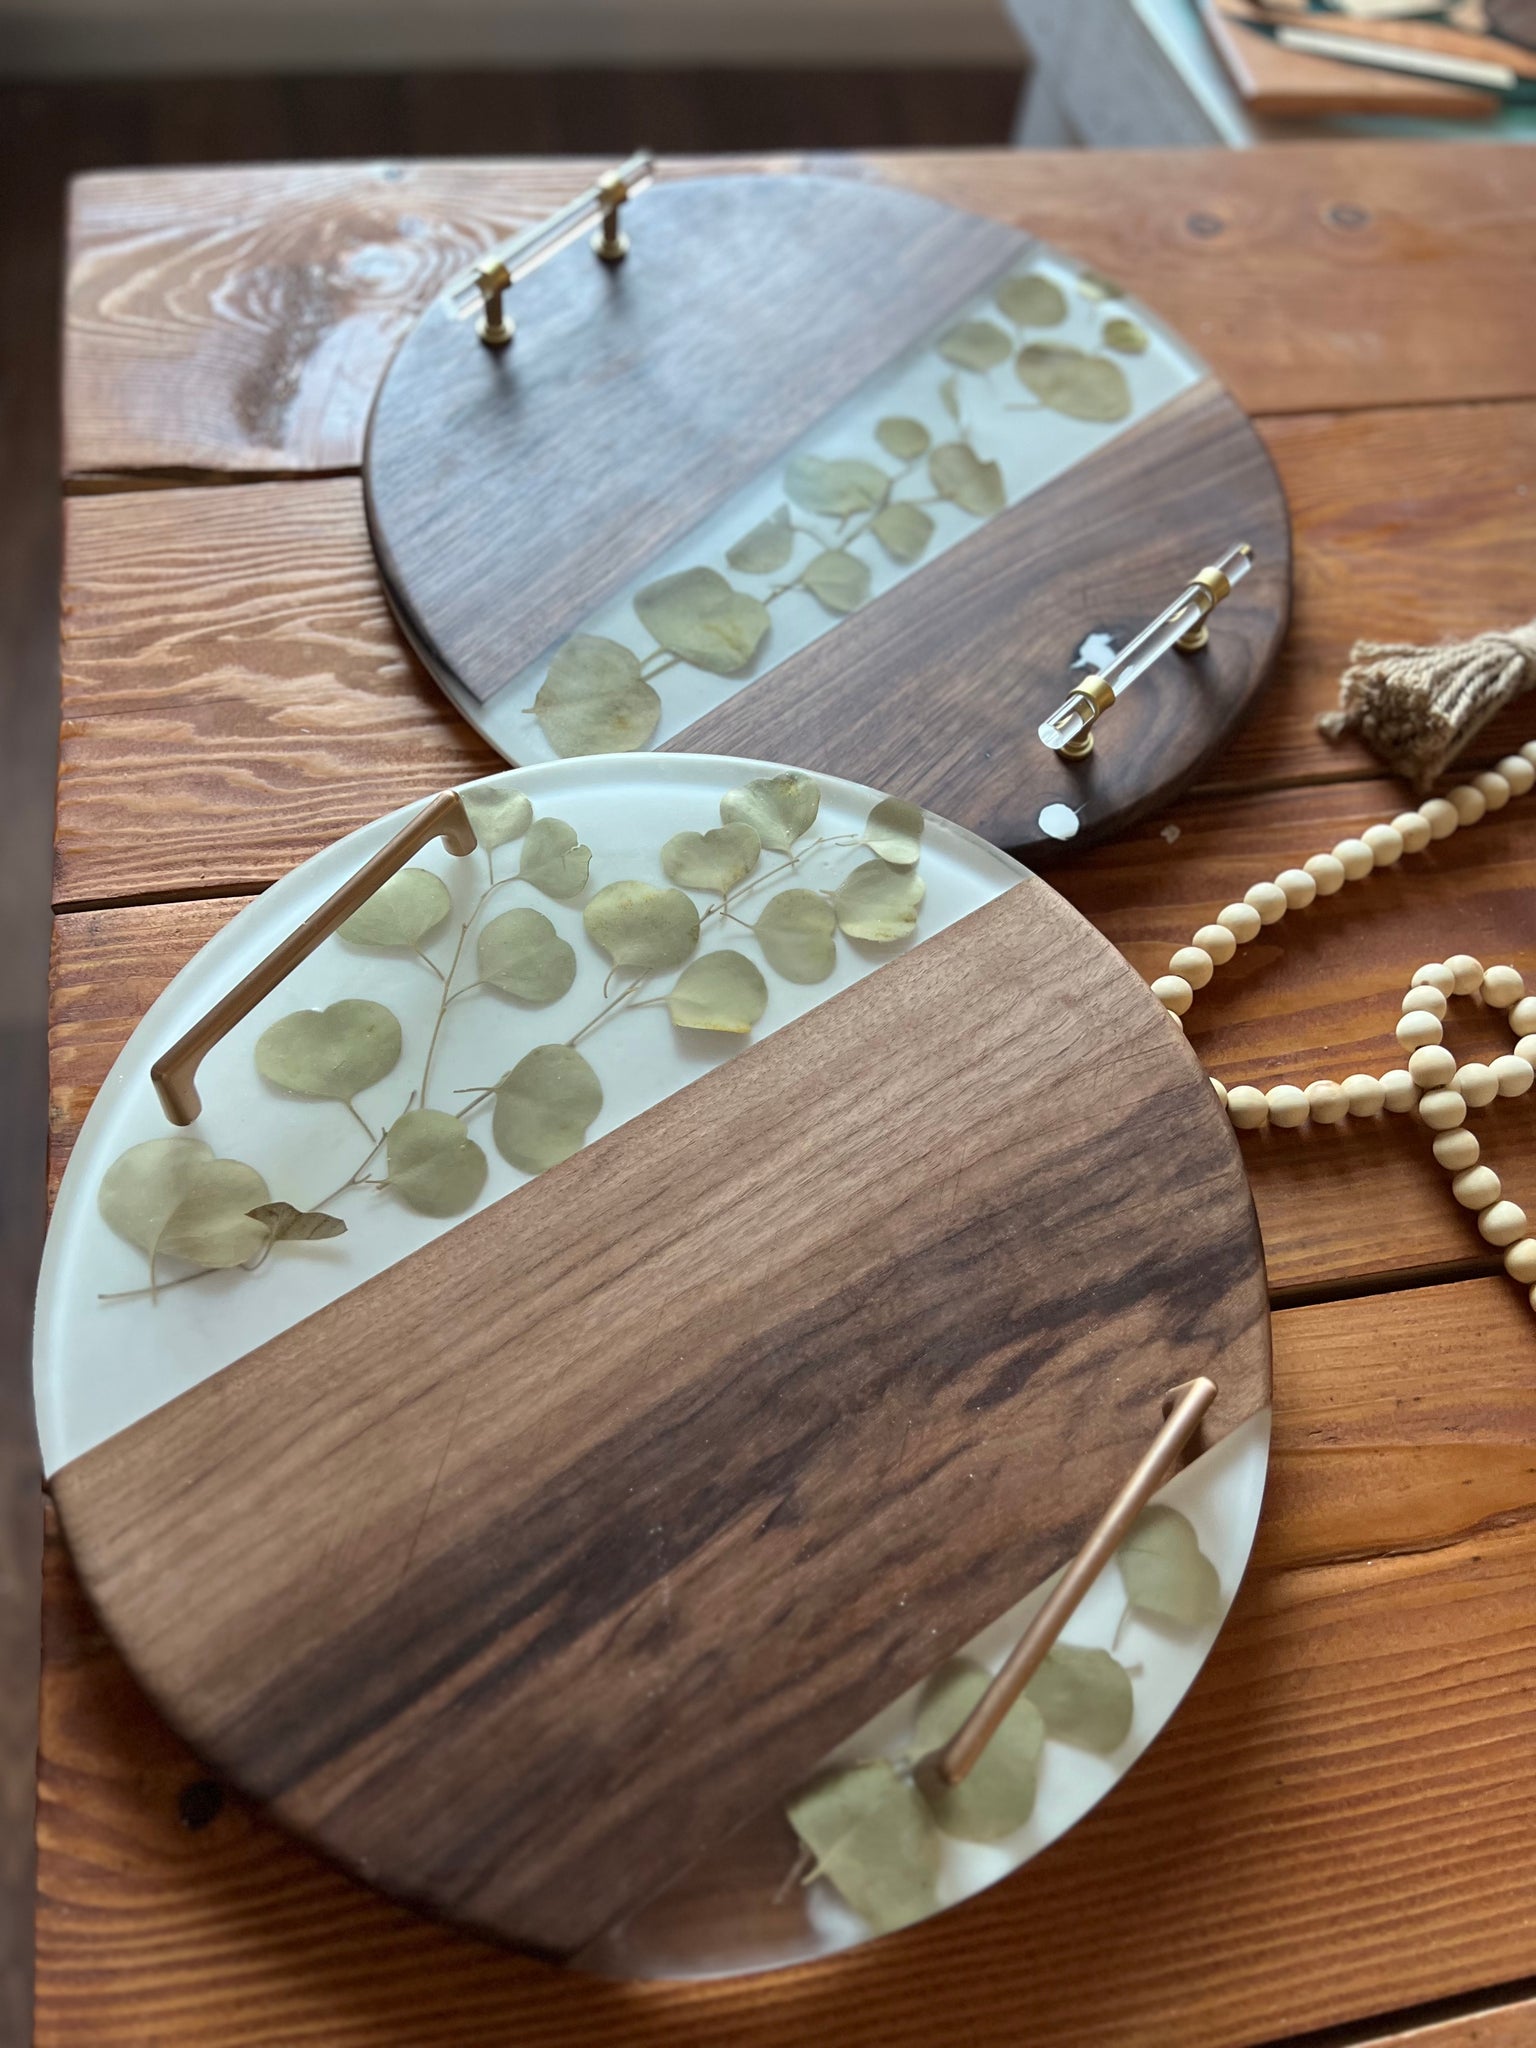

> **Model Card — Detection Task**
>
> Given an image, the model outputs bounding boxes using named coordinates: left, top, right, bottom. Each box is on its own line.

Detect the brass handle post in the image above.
left=150, top=790, right=478, bottom=1127
left=937, top=1375, right=1218, bottom=1786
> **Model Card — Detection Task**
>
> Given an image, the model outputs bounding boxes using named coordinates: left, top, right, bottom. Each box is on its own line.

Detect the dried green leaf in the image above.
left=1016, top=341, right=1132, bottom=422
left=937, top=317, right=1011, bottom=372
left=478, top=907, right=577, bottom=1004
left=492, top=1045, right=602, bottom=1175
left=660, top=824, right=761, bottom=895
left=385, top=1109, right=488, bottom=1217
left=913, top=1658, right=1044, bottom=1843
left=784, top=454, right=889, bottom=520
left=726, top=505, right=794, bottom=575
left=156, top=1158, right=273, bottom=1272
left=254, top=999, right=402, bottom=1103
left=863, top=797, right=924, bottom=869
left=719, top=772, right=821, bottom=854
left=929, top=441, right=1005, bottom=518
left=634, top=566, right=771, bottom=677
left=833, top=860, right=925, bottom=943
left=1076, top=267, right=1124, bottom=301
left=870, top=502, right=934, bottom=565
left=518, top=817, right=592, bottom=900
left=1118, top=1504, right=1223, bottom=1628
left=875, top=416, right=930, bottom=461
left=246, top=1201, right=347, bottom=1243
left=1024, top=1645, right=1134, bottom=1754
left=938, top=374, right=961, bottom=423
left=460, top=782, right=532, bottom=851
left=755, top=889, right=837, bottom=984
left=996, top=271, right=1068, bottom=327
left=583, top=880, right=700, bottom=972
left=666, top=949, right=767, bottom=1034
left=339, top=868, right=451, bottom=950
left=1102, top=315, right=1148, bottom=356
left=803, top=549, right=870, bottom=616
left=533, top=635, right=659, bottom=758
left=787, top=1762, right=940, bottom=1935
left=99, top=1138, right=257, bottom=1263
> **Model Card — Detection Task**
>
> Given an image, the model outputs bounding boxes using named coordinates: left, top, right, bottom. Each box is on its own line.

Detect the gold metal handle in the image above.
left=936, top=1375, right=1217, bottom=1786
left=151, top=790, right=479, bottom=1128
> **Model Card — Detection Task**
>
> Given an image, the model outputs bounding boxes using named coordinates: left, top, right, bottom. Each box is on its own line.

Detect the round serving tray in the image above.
left=36, top=756, right=1270, bottom=1973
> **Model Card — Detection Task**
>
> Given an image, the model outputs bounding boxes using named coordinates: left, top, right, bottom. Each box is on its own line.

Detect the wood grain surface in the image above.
left=52, top=878, right=1268, bottom=1957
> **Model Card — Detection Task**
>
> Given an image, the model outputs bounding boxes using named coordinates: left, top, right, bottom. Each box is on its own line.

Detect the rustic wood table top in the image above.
left=38, top=144, right=1536, bottom=2048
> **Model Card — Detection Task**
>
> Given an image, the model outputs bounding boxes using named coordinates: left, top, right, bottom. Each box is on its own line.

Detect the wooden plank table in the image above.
left=38, top=145, right=1536, bottom=2046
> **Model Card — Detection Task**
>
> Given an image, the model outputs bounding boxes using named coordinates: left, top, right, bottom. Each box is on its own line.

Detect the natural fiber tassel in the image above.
left=1318, top=620, right=1536, bottom=793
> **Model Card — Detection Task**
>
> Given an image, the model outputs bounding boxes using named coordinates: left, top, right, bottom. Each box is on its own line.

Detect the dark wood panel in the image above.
left=52, top=879, right=1268, bottom=1958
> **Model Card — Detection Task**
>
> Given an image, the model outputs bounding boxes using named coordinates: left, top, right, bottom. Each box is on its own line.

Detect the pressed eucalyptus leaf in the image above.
left=803, top=549, right=870, bottom=617
left=875, top=416, right=930, bottom=461
left=726, top=506, right=794, bottom=575
left=100, top=1137, right=218, bottom=1254
left=929, top=441, right=1005, bottom=518
left=784, top=454, right=889, bottom=520
left=996, top=271, right=1068, bottom=327
left=518, top=817, right=592, bottom=900
left=1025, top=1644, right=1134, bottom=1754
left=786, top=1762, right=940, bottom=1936
left=1118, top=1504, right=1223, bottom=1628
left=584, top=880, right=700, bottom=972
left=478, top=907, right=577, bottom=1004
left=1102, top=315, right=1149, bottom=356
left=871, top=501, right=934, bottom=565
left=534, top=635, right=660, bottom=757
left=666, top=949, right=767, bottom=1034
left=1016, top=342, right=1132, bottom=423
left=634, top=566, right=771, bottom=677
left=246, top=1201, right=347, bottom=1243
left=385, top=1109, right=488, bottom=1217
left=938, top=374, right=961, bottom=423
left=255, top=1000, right=402, bottom=1103
left=834, top=860, right=925, bottom=943
left=460, top=782, right=532, bottom=851
left=863, top=796, right=924, bottom=869
left=719, top=772, right=821, bottom=853
left=1077, top=267, right=1124, bottom=301
left=156, top=1159, right=273, bottom=1272
left=913, top=1657, right=1044, bottom=1843
left=660, top=824, right=761, bottom=895
left=937, top=317, right=1011, bottom=372
left=339, top=868, right=451, bottom=950
left=492, top=1044, right=602, bottom=1175
left=755, top=889, right=837, bottom=983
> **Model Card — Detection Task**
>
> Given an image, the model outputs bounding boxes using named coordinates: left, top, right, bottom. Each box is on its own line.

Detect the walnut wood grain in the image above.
left=36, top=1274, right=1536, bottom=2047
left=51, top=878, right=1268, bottom=1958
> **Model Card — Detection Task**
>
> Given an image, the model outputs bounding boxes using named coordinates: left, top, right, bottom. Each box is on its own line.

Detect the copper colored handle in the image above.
left=938, top=1375, right=1217, bottom=1786
left=151, top=790, right=479, bottom=1127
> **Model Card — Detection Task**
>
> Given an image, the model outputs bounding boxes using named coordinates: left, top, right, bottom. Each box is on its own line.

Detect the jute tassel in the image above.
left=1317, top=620, right=1536, bottom=793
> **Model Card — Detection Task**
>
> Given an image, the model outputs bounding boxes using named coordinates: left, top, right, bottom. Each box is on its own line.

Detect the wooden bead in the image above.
left=1362, top=822, right=1404, bottom=866
left=1341, top=1073, right=1385, bottom=1117
left=1451, top=1164, right=1502, bottom=1210
left=1445, top=953, right=1485, bottom=995
left=1276, top=868, right=1316, bottom=910
left=1169, top=946, right=1213, bottom=990
left=1226, top=1084, right=1268, bottom=1130
left=1509, top=995, right=1536, bottom=1036
left=1418, top=797, right=1459, bottom=840
left=1331, top=838, right=1374, bottom=881
left=1391, top=811, right=1432, bottom=854
left=1266, top=1084, right=1309, bottom=1129
left=1481, top=963, right=1525, bottom=1008
left=1518, top=1035, right=1536, bottom=1067
left=1497, top=752, right=1536, bottom=796
left=1217, top=902, right=1262, bottom=943
left=1193, top=922, right=1237, bottom=966
left=1151, top=974, right=1193, bottom=1015
left=1305, top=1080, right=1348, bottom=1124
left=1418, top=1088, right=1467, bottom=1129
left=1395, top=1011, right=1443, bottom=1051
left=1302, top=853, right=1346, bottom=896
left=1381, top=1069, right=1417, bottom=1113
left=1474, top=770, right=1511, bottom=811
left=1244, top=880, right=1288, bottom=925
left=1411, top=961, right=1456, bottom=994
left=1491, top=1053, right=1534, bottom=1098
left=1400, top=985, right=1447, bottom=1018
left=1210, top=1075, right=1227, bottom=1107
left=1408, top=1045, right=1455, bottom=1088
left=1522, top=740, right=1536, bottom=764
left=1504, top=1239, right=1536, bottom=1284
left=1432, top=1128, right=1480, bottom=1170
left=1448, top=784, right=1486, bottom=826
left=1452, top=1062, right=1498, bottom=1108
left=1478, top=1200, right=1528, bottom=1246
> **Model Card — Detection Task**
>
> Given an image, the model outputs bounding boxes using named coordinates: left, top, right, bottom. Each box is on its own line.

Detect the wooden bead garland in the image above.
left=1146, top=741, right=1536, bottom=1311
